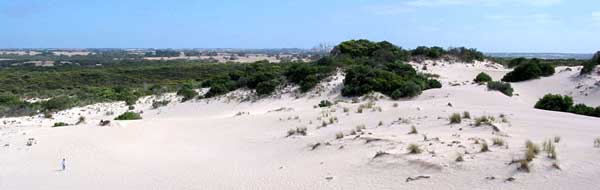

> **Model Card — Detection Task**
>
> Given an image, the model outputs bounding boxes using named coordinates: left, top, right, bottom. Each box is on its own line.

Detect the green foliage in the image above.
left=177, top=85, right=198, bottom=102
left=474, top=72, right=492, bottom=83
left=581, top=51, right=600, bottom=75
left=53, top=122, right=69, bottom=127
left=534, top=94, right=573, bottom=112
left=114, top=112, right=142, bottom=120
left=41, top=96, right=77, bottom=112
left=487, top=81, right=514, bottom=96
left=318, top=100, right=333, bottom=107
left=502, top=59, right=555, bottom=82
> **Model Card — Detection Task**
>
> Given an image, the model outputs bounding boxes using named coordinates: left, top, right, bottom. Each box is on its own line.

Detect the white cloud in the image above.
left=486, top=13, right=559, bottom=25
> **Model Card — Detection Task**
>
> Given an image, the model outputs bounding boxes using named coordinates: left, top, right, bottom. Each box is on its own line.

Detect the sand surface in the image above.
left=1, top=61, right=600, bottom=190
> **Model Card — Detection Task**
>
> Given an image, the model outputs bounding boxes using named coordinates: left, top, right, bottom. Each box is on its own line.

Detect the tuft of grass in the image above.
left=554, top=136, right=561, bottom=143
left=525, top=140, right=540, bottom=161
left=449, top=113, right=462, bottom=124
left=492, top=137, right=505, bottom=146
left=355, top=124, right=366, bottom=133
left=343, top=107, right=349, bottom=113
left=287, top=127, right=307, bottom=137
left=594, top=137, right=600, bottom=148
left=407, top=143, right=422, bottom=154
left=408, top=126, right=418, bottom=134
left=393, top=103, right=399, bottom=108
left=378, top=121, right=383, bottom=126
left=335, top=132, right=344, bottom=139
left=518, top=160, right=530, bottom=173
left=462, top=111, right=471, bottom=119
left=480, top=142, right=490, bottom=152
left=474, top=116, right=492, bottom=126
left=455, top=153, right=464, bottom=162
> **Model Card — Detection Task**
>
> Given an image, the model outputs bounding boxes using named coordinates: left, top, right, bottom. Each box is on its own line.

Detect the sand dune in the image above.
left=1, top=61, right=600, bottom=190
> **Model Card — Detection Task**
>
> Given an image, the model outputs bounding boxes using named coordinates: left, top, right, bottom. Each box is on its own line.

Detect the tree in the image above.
left=474, top=72, right=492, bottom=83
left=534, top=94, right=573, bottom=112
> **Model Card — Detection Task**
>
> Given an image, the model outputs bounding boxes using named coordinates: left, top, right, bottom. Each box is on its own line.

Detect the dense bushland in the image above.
left=502, top=59, right=555, bottom=82
left=534, top=94, right=600, bottom=118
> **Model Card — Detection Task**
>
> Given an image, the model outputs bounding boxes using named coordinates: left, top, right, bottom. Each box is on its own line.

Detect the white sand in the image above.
left=1, top=61, right=600, bottom=190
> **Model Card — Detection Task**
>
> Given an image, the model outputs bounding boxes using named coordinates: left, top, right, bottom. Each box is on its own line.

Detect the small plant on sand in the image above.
left=525, top=140, right=540, bottom=161
left=75, top=116, right=86, bottom=125
left=518, top=160, right=530, bottom=173
left=378, top=121, right=383, bottom=126
left=480, top=142, right=489, bottom=152
left=151, top=100, right=170, bottom=109
left=343, top=107, right=349, bottom=113
left=373, top=151, right=389, bottom=159
left=552, top=162, right=561, bottom=170
left=455, top=153, right=464, bottom=162
left=462, top=111, right=471, bottom=119
left=318, top=100, right=333, bottom=107
left=355, top=124, right=366, bottom=133
left=114, top=112, right=142, bottom=120
left=408, top=126, right=418, bottom=134
left=357, top=107, right=363, bottom=113
left=492, top=137, right=505, bottom=146
left=393, top=103, right=398, bottom=107
left=553, top=136, right=561, bottom=143
left=542, top=139, right=557, bottom=159
left=474, top=116, right=492, bottom=126
left=335, top=132, right=344, bottom=139
left=449, top=113, right=462, bottom=124
left=594, top=137, right=600, bottom=148
left=287, top=127, right=308, bottom=137
left=322, top=121, right=328, bottom=128
left=407, top=143, right=422, bottom=154
left=53, top=122, right=69, bottom=127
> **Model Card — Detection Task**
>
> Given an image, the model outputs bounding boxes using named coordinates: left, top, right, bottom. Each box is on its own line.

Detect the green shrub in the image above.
left=501, top=60, right=555, bottom=82
left=177, top=85, right=198, bottom=102
left=487, top=81, right=513, bottom=96
left=255, top=79, right=279, bottom=95
left=534, top=94, right=573, bottom=112
left=114, top=112, right=142, bottom=120
left=151, top=100, right=170, bottom=109
left=41, top=96, right=76, bottom=112
left=581, top=51, right=599, bottom=75
left=474, top=72, right=492, bottom=83
left=407, top=143, right=422, bottom=154
left=318, top=100, right=333, bottom=107
left=53, top=122, right=69, bottom=127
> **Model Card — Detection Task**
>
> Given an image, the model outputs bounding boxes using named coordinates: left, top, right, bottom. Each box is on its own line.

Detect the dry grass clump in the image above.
left=462, top=111, right=471, bottom=119
left=594, top=137, right=600, bottom=148
left=492, top=137, right=505, bottom=146
left=542, top=139, right=557, bottom=159
left=554, top=136, right=561, bottom=143
left=449, top=113, right=462, bottom=124
left=343, top=107, right=349, bottom=113
left=407, top=144, right=422, bottom=154
left=525, top=140, right=540, bottom=161
left=378, top=121, right=383, bottom=126
left=287, top=127, right=307, bottom=137
left=408, top=126, right=418, bottom=134
left=355, top=124, right=366, bottom=132
left=518, top=160, right=530, bottom=173
left=455, top=153, right=464, bottom=162
left=480, top=142, right=490, bottom=152
left=335, top=132, right=344, bottom=139
left=474, top=116, right=494, bottom=126
left=393, top=103, right=399, bottom=108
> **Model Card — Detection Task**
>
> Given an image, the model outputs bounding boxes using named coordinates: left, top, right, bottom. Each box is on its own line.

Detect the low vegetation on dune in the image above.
left=535, top=94, right=600, bottom=118
left=114, top=112, right=142, bottom=120
left=501, top=58, right=555, bottom=82
left=487, top=81, right=514, bottom=96
left=580, top=51, right=599, bottom=75
left=0, top=39, right=490, bottom=117
left=473, top=72, right=492, bottom=83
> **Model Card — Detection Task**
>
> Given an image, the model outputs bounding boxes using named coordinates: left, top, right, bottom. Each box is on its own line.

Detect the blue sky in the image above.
left=1, top=0, right=599, bottom=53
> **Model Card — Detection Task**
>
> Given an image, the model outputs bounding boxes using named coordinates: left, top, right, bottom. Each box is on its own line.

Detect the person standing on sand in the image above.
left=61, top=158, right=66, bottom=171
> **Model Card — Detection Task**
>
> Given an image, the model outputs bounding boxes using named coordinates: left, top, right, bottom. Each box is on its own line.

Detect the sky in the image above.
left=1, top=0, right=599, bottom=53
